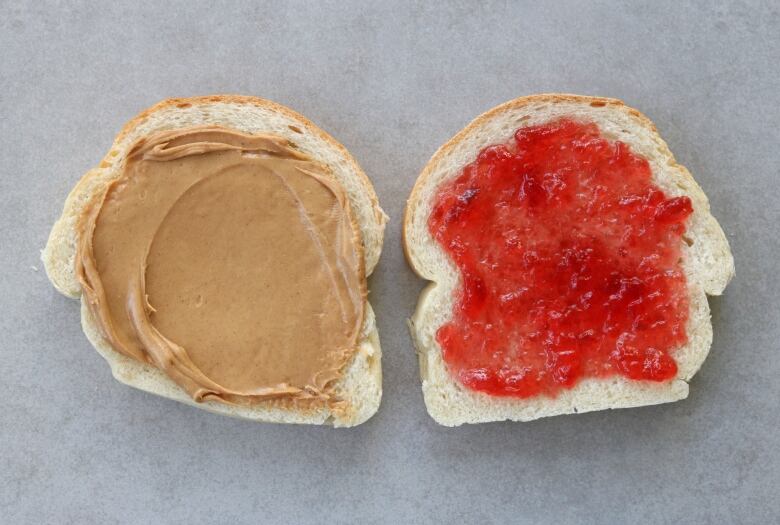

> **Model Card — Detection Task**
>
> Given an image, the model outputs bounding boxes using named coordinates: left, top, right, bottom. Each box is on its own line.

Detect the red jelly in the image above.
left=429, top=119, right=692, bottom=398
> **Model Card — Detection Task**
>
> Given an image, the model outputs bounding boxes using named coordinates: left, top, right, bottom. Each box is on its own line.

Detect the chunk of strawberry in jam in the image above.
left=428, top=119, right=692, bottom=398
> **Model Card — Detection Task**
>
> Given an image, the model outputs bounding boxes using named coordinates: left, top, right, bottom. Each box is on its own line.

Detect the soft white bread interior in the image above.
left=44, top=95, right=387, bottom=427
left=404, top=94, right=734, bottom=426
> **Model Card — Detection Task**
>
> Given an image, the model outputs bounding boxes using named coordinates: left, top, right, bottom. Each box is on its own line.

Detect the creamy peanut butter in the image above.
left=76, top=126, right=365, bottom=404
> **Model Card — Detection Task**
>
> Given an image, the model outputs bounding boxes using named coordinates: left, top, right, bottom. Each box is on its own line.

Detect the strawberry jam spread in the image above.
left=428, top=119, right=692, bottom=398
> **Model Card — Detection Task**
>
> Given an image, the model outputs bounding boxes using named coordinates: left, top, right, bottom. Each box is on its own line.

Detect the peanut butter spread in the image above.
left=76, top=126, right=365, bottom=405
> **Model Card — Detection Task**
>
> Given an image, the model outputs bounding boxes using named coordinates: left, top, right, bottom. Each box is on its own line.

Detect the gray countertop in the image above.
left=2, top=1, right=779, bottom=523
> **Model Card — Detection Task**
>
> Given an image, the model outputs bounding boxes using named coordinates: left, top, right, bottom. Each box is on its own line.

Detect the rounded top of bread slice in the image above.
left=44, top=95, right=386, bottom=427
left=404, top=94, right=734, bottom=426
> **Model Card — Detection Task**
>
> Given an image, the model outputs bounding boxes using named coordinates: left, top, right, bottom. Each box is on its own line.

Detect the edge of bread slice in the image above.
left=43, top=95, right=387, bottom=427
left=404, top=94, right=734, bottom=426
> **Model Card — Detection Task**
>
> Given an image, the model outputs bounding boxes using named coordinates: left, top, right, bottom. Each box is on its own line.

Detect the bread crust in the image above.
left=407, top=94, right=698, bottom=277
left=404, top=93, right=734, bottom=425
left=44, top=95, right=386, bottom=427
left=114, top=95, right=386, bottom=244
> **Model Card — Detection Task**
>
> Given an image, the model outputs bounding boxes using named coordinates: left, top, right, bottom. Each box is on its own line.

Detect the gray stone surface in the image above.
left=2, top=1, right=779, bottom=523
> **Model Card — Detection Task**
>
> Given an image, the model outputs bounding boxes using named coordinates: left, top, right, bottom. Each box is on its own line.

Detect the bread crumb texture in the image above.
left=44, top=95, right=387, bottom=427
left=404, top=94, right=733, bottom=426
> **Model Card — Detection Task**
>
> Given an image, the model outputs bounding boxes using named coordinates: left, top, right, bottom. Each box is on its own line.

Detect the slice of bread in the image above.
left=44, top=95, right=387, bottom=427
left=404, top=94, right=734, bottom=426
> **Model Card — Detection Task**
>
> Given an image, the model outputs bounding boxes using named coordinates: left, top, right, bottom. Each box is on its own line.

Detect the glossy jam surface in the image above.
left=428, top=119, right=692, bottom=398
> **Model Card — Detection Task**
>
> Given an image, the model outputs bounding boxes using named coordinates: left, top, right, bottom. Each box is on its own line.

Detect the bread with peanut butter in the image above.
left=404, top=94, right=734, bottom=426
left=44, top=95, right=387, bottom=427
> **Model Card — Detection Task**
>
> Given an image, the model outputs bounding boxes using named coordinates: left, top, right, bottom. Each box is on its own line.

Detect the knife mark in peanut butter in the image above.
left=76, top=127, right=365, bottom=405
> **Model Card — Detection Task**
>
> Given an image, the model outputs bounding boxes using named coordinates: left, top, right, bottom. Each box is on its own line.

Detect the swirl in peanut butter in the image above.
left=76, top=127, right=365, bottom=405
